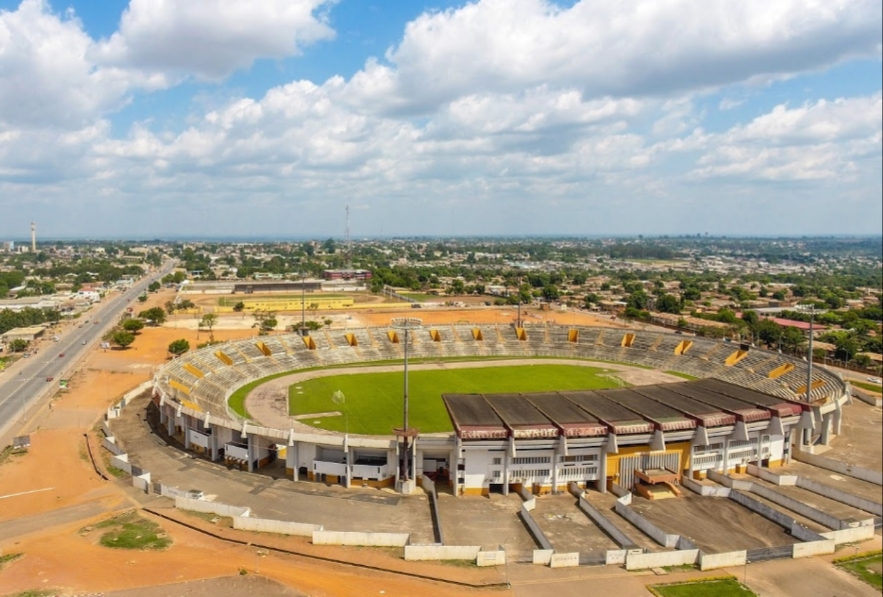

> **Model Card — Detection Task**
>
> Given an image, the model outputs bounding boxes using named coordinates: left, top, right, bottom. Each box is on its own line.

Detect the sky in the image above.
left=0, top=0, right=881, bottom=240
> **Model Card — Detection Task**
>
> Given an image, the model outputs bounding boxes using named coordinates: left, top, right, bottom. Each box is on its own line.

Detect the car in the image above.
left=46, top=376, right=53, bottom=382
left=82, top=340, right=87, bottom=345
left=868, top=377, right=882, bottom=384
left=58, top=353, right=65, bottom=358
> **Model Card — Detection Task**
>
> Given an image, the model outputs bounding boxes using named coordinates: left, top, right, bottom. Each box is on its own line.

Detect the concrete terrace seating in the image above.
left=154, top=324, right=848, bottom=424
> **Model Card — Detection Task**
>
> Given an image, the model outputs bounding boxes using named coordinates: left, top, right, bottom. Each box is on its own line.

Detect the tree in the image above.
left=105, top=329, right=135, bottom=349
left=655, top=294, right=681, bottom=314
left=541, top=284, right=560, bottom=301
left=138, top=307, right=166, bottom=325
left=137, top=293, right=148, bottom=303
left=122, top=318, right=145, bottom=334
left=833, top=333, right=860, bottom=362
left=232, top=301, right=245, bottom=312
left=178, top=299, right=195, bottom=310
left=148, top=281, right=161, bottom=292
left=9, top=338, right=28, bottom=353
left=199, top=313, right=218, bottom=342
left=626, top=289, right=649, bottom=311
left=164, top=300, right=177, bottom=315
left=781, top=326, right=806, bottom=354
left=168, top=338, right=190, bottom=357
left=756, top=319, right=783, bottom=349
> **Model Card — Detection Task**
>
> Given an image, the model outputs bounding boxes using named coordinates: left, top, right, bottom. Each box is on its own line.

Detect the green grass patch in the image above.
left=0, top=552, right=23, bottom=567
left=399, top=293, right=444, bottom=302
left=228, top=354, right=638, bottom=419
left=834, top=551, right=882, bottom=590
left=851, top=381, right=882, bottom=393
left=7, top=591, right=56, bottom=597
left=665, top=371, right=699, bottom=381
left=90, top=512, right=172, bottom=551
left=649, top=577, right=757, bottom=597
left=179, top=509, right=233, bottom=527
left=289, top=364, right=620, bottom=435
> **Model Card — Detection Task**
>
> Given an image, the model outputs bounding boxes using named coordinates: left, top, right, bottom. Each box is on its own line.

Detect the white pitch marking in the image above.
left=0, top=487, right=55, bottom=500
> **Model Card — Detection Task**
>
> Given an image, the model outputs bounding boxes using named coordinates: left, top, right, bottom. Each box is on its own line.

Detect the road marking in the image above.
left=0, top=487, right=55, bottom=500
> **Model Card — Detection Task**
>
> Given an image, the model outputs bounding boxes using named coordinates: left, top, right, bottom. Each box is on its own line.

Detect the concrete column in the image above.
left=288, top=442, right=298, bottom=481
left=166, top=407, right=175, bottom=436
left=344, top=446, right=352, bottom=489
left=502, top=449, right=510, bottom=496
left=722, top=439, right=730, bottom=473
left=392, top=446, right=400, bottom=488
left=183, top=415, right=191, bottom=450
left=551, top=453, right=559, bottom=494
left=450, top=446, right=458, bottom=496
left=820, top=413, right=832, bottom=445
left=597, top=453, right=607, bottom=494
left=210, top=432, right=219, bottom=461
left=247, top=433, right=255, bottom=472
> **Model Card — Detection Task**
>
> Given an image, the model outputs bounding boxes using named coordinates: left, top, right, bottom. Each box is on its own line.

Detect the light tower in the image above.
left=344, top=204, right=352, bottom=271
left=30, top=222, right=36, bottom=253
left=391, top=317, right=422, bottom=494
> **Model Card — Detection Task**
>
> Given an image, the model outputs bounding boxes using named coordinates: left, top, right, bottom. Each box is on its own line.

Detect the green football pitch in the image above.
left=288, top=364, right=621, bottom=435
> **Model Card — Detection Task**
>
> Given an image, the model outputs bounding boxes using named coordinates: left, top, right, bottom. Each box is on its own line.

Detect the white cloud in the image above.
left=0, top=0, right=132, bottom=129
left=384, top=0, right=882, bottom=111
left=94, top=0, right=336, bottom=81
left=691, top=95, right=882, bottom=180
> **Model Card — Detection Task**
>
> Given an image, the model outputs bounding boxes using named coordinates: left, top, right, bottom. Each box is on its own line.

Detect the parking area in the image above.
left=750, top=477, right=876, bottom=525
left=111, top=395, right=436, bottom=544
left=531, top=494, right=618, bottom=553
left=580, top=490, right=665, bottom=551
left=782, top=460, right=883, bottom=506
left=827, top=400, right=883, bottom=470
left=436, top=492, right=537, bottom=554
left=628, top=494, right=800, bottom=553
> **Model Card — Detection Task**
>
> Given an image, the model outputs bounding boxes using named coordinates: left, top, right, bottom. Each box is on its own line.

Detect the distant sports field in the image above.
left=288, top=364, right=620, bottom=435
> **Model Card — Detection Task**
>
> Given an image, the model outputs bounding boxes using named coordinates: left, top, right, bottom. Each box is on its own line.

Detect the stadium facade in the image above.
left=153, top=324, right=848, bottom=496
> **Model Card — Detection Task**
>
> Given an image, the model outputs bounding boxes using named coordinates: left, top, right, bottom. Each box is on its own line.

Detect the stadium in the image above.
left=151, top=321, right=849, bottom=498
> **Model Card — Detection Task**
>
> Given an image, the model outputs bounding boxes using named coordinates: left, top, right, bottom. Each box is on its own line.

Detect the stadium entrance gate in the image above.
left=618, top=452, right=680, bottom=490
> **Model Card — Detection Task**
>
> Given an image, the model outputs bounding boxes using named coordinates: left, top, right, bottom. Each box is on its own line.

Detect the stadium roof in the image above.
left=442, top=379, right=803, bottom=439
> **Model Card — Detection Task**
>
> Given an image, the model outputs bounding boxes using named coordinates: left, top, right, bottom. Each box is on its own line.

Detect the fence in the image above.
left=233, top=517, right=322, bottom=537
left=746, top=545, right=794, bottom=563
left=174, top=496, right=251, bottom=518
left=404, top=545, right=481, bottom=561
left=518, top=487, right=553, bottom=551
left=313, top=531, right=410, bottom=547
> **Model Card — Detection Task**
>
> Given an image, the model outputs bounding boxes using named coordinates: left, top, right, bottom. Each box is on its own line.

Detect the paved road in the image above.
left=0, top=260, right=177, bottom=443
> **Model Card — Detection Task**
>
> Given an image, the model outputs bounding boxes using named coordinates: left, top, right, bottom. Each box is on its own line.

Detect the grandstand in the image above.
left=153, top=323, right=849, bottom=495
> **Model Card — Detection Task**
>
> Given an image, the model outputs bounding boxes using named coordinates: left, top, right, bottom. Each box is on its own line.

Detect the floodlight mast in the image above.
left=797, top=304, right=823, bottom=447
left=391, top=317, right=422, bottom=490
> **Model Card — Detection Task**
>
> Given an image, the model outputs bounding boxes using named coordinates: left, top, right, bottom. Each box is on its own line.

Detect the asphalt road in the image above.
left=0, top=260, right=177, bottom=444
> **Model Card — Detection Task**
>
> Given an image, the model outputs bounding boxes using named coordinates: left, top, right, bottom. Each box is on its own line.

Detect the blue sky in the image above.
left=0, top=0, right=880, bottom=240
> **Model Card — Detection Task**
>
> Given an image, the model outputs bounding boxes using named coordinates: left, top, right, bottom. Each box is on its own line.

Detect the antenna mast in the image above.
left=345, top=204, right=352, bottom=270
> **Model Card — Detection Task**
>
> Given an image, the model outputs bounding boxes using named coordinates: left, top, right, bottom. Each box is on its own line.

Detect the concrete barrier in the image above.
left=314, top=531, right=409, bottom=547
left=175, top=496, right=250, bottom=518
left=549, top=552, right=580, bottom=568
left=625, top=549, right=700, bottom=571
left=520, top=504, right=554, bottom=551
left=132, top=471, right=151, bottom=493
left=605, top=549, right=627, bottom=565
left=614, top=501, right=678, bottom=548
left=820, top=525, right=877, bottom=545
left=792, top=539, right=835, bottom=558
left=420, top=475, right=444, bottom=545
left=699, top=550, right=746, bottom=570
left=746, top=464, right=797, bottom=486
left=577, top=493, right=638, bottom=549
left=404, top=545, right=481, bottom=561
left=610, top=483, right=631, bottom=500
left=159, top=485, right=190, bottom=498
left=102, top=437, right=125, bottom=456
left=681, top=476, right=731, bottom=497
left=532, top=549, right=554, bottom=565
left=747, top=482, right=844, bottom=530
left=233, top=516, right=322, bottom=537
left=792, top=451, right=883, bottom=486
left=476, top=550, right=506, bottom=567
left=110, top=453, right=133, bottom=474
left=796, top=477, right=883, bottom=517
